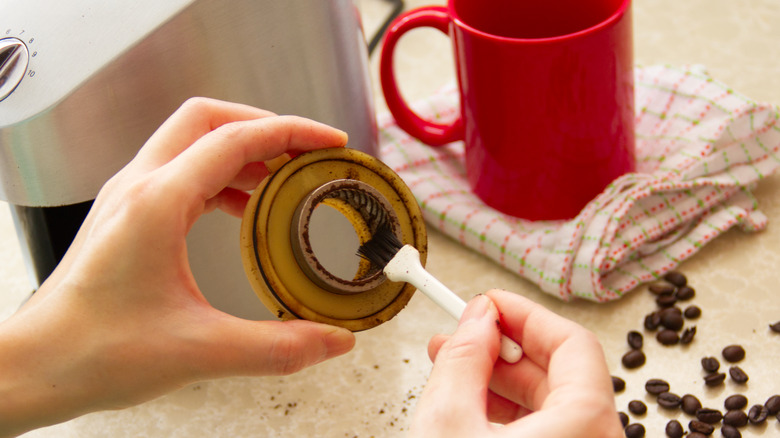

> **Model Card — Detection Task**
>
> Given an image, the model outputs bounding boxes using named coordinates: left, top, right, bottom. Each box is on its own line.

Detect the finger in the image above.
left=486, top=390, right=530, bottom=424
left=429, top=331, right=552, bottom=412
left=194, top=315, right=355, bottom=378
left=228, top=161, right=271, bottom=192
left=204, top=187, right=251, bottom=218
left=485, top=290, right=615, bottom=414
left=412, top=295, right=500, bottom=430
left=163, top=115, right=347, bottom=218
left=137, top=98, right=277, bottom=167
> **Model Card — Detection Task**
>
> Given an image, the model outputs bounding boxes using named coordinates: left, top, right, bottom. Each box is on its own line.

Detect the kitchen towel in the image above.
left=378, top=64, right=780, bottom=302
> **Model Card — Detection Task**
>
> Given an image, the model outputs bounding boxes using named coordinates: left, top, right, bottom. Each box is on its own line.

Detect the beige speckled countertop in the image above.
left=2, top=0, right=780, bottom=436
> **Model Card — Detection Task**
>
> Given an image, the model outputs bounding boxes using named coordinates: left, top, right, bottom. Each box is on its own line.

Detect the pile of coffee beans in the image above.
left=611, top=270, right=780, bottom=437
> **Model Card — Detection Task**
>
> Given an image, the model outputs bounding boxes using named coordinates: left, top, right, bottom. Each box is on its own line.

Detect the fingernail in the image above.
left=322, top=326, right=356, bottom=359
left=461, top=294, right=493, bottom=323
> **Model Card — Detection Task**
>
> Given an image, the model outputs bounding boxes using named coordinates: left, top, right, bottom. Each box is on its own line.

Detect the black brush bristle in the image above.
left=356, top=224, right=404, bottom=269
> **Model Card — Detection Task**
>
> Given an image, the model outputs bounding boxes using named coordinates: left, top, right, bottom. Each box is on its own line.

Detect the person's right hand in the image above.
left=410, top=289, right=622, bottom=438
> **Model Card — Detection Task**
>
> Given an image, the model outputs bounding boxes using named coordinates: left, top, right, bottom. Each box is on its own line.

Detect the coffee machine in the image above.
left=0, top=0, right=378, bottom=319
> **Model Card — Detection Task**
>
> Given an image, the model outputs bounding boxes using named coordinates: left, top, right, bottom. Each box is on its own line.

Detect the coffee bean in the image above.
left=722, top=345, right=745, bottom=362
left=687, top=433, right=707, bottom=438
left=688, top=419, right=714, bottom=435
left=701, top=356, right=720, bottom=373
left=682, top=394, right=702, bottom=415
left=695, top=407, right=723, bottom=424
left=728, top=366, right=748, bottom=384
left=656, top=294, right=678, bottom=308
left=618, top=411, right=629, bottom=427
left=665, top=419, right=683, bottom=438
left=770, top=320, right=780, bottom=333
left=627, top=331, right=643, bottom=349
left=628, top=400, right=647, bottom=415
left=645, top=378, right=670, bottom=395
left=724, top=394, right=748, bottom=411
left=624, top=423, right=645, bottom=438
left=684, top=305, right=701, bottom=319
left=657, top=329, right=679, bottom=345
left=721, top=425, right=741, bottom=438
left=680, top=326, right=696, bottom=344
left=660, top=308, right=684, bottom=331
left=644, top=311, right=661, bottom=331
left=765, top=394, right=780, bottom=415
left=748, top=404, right=768, bottom=424
left=664, top=270, right=687, bottom=287
left=723, top=409, right=748, bottom=427
left=622, top=350, right=646, bottom=369
left=649, top=283, right=676, bottom=295
left=675, top=285, right=695, bottom=300
left=703, top=372, right=726, bottom=387
left=657, top=392, right=682, bottom=409
left=612, top=376, right=626, bottom=393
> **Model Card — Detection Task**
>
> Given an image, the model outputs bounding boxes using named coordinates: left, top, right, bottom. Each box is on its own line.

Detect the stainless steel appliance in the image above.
left=0, top=0, right=378, bottom=319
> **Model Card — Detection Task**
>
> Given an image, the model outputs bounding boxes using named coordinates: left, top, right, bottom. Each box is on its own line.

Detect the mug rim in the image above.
left=448, top=0, right=631, bottom=43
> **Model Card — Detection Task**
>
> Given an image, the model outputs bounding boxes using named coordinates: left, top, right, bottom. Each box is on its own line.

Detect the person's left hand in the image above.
left=0, top=98, right=355, bottom=436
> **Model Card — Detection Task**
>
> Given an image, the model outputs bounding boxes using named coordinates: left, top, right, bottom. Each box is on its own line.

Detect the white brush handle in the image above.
left=385, top=245, right=522, bottom=363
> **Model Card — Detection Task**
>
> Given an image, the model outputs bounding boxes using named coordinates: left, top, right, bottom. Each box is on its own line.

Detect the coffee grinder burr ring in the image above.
left=240, top=148, right=427, bottom=331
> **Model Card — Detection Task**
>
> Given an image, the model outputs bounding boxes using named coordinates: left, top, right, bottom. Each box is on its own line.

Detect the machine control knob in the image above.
left=0, top=38, right=29, bottom=102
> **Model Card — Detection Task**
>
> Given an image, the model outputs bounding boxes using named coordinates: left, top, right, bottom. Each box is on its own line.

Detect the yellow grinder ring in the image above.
left=240, top=148, right=427, bottom=332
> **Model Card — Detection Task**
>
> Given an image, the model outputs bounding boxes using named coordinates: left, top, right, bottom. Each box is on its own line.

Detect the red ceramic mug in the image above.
left=380, top=0, right=635, bottom=220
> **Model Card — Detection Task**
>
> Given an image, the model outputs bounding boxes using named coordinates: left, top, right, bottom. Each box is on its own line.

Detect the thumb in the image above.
left=411, top=295, right=501, bottom=434
left=196, top=316, right=356, bottom=378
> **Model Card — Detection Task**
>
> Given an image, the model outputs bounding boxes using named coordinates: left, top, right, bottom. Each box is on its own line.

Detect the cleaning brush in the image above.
left=357, top=225, right=522, bottom=363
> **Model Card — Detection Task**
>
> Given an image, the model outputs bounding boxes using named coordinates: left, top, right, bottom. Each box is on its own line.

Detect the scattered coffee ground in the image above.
left=720, top=424, right=742, bottom=438
left=770, top=321, right=780, bottom=333
left=703, top=372, right=726, bottom=387
left=622, top=350, right=646, bottom=369
left=628, top=400, right=647, bottom=415
left=728, top=366, right=749, bottom=384
left=683, top=305, right=701, bottom=319
left=612, top=376, right=626, bottom=393
left=748, top=404, right=768, bottom=424
left=722, top=345, right=745, bottom=363
left=723, top=409, right=748, bottom=427
left=645, top=379, right=670, bottom=395
left=682, top=394, right=703, bottom=415
left=680, top=326, right=696, bottom=344
left=701, top=356, right=720, bottom=373
left=657, top=392, right=682, bottom=409
left=657, top=329, right=680, bottom=345
left=663, top=271, right=687, bottom=287
left=695, top=407, right=723, bottom=424
left=724, top=394, right=748, bottom=411
left=627, top=331, right=643, bottom=350
left=664, top=419, right=683, bottom=438
left=765, top=394, right=780, bottom=414
left=618, top=411, right=629, bottom=428
left=688, top=419, right=714, bottom=435
left=675, top=285, right=695, bottom=301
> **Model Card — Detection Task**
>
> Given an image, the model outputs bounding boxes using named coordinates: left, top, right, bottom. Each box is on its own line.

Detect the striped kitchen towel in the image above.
left=378, top=64, right=780, bottom=302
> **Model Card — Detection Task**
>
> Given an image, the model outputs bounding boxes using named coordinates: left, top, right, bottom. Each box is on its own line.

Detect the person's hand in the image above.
left=0, top=98, right=355, bottom=436
left=411, top=290, right=622, bottom=438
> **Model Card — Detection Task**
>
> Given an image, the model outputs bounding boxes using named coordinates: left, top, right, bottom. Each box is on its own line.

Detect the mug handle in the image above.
left=379, top=6, right=464, bottom=146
